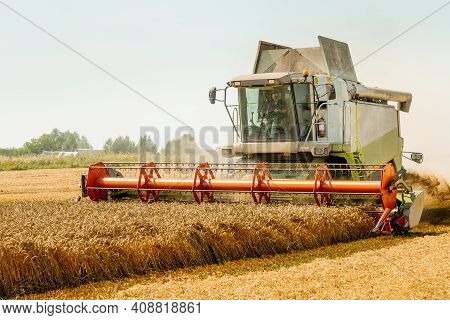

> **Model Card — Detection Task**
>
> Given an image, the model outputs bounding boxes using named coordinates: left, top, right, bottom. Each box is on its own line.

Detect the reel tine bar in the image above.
left=137, top=162, right=161, bottom=203
left=251, top=163, right=272, bottom=204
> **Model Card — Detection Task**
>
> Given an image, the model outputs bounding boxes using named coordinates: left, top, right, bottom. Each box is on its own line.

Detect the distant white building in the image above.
left=76, top=149, right=104, bottom=156
left=42, top=151, right=77, bottom=157
left=41, top=149, right=104, bottom=157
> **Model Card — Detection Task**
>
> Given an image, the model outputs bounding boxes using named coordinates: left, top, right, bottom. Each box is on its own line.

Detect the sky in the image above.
left=0, top=0, right=449, bottom=178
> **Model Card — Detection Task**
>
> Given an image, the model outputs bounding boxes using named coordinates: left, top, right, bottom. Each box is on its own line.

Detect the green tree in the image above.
left=78, top=136, right=91, bottom=149
left=61, top=131, right=78, bottom=151
left=137, top=136, right=158, bottom=154
left=22, top=129, right=92, bottom=154
left=0, top=148, right=29, bottom=157
left=103, top=136, right=137, bottom=153
left=161, top=134, right=197, bottom=161
left=162, top=134, right=195, bottom=156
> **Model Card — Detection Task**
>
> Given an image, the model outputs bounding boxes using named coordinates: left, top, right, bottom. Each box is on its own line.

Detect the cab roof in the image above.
left=228, top=72, right=306, bottom=87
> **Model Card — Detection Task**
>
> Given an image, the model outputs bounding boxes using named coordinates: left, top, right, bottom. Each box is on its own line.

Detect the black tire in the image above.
left=392, top=225, right=409, bottom=236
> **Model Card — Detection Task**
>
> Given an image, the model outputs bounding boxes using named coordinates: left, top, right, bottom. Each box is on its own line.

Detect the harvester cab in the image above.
left=82, top=36, right=425, bottom=236
left=210, top=36, right=423, bottom=169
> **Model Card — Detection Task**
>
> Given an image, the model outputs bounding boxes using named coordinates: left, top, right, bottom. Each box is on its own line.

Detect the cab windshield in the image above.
left=239, top=85, right=297, bottom=142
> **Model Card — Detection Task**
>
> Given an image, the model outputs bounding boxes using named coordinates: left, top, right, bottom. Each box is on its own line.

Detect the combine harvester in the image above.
left=81, top=36, right=424, bottom=235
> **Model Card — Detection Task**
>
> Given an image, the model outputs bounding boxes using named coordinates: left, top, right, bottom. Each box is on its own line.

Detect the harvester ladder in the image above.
left=352, top=150, right=365, bottom=180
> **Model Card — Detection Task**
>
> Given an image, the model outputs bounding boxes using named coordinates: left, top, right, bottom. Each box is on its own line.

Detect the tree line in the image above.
left=0, top=128, right=186, bottom=156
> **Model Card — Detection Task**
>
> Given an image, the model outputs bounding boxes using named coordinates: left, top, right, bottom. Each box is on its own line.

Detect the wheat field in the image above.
left=75, top=231, right=450, bottom=300
left=0, top=200, right=374, bottom=297
left=0, top=168, right=448, bottom=299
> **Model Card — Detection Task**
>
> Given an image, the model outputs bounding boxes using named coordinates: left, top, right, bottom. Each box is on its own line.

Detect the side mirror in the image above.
left=209, top=87, right=217, bottom=104
left=403, top=151, right=424, bottom=164
left=410, top=152, right=424, bottom=164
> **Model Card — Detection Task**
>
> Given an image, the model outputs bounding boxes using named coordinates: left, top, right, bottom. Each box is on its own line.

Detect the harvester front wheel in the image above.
left=390, top=209, right=410, bottom=236
left=392, top=225, right=409, bottom=236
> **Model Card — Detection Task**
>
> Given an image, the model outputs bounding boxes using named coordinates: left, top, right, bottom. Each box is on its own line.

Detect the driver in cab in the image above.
left=263, top=92, right=287, bottom=137
left=267, top=92, right=286, bottom=115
